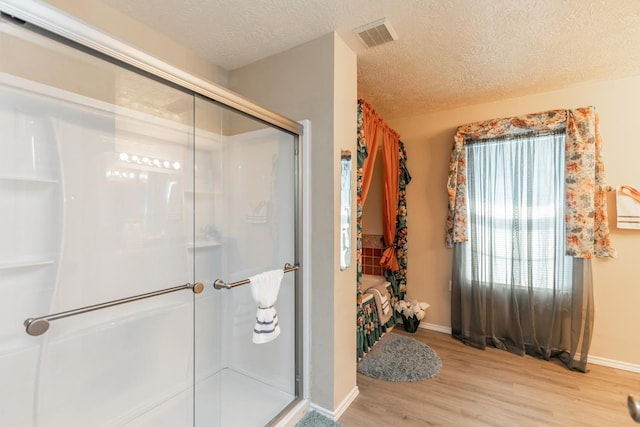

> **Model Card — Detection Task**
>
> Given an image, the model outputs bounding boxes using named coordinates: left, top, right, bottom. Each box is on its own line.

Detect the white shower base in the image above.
left=123, top=369, right=295, bottom=427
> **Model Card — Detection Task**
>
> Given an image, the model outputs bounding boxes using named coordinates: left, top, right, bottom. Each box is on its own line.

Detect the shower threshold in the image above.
left=120, top=369, right=294, bottom=426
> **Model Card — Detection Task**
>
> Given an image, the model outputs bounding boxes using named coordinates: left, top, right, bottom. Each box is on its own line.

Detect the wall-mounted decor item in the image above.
left=616, top=185, right=640, bottom=230
left=340, top=150, right=352, bottom=270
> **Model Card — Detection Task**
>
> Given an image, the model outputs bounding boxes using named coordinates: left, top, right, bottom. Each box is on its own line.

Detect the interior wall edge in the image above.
left=309, top=385, right=359, bottom=421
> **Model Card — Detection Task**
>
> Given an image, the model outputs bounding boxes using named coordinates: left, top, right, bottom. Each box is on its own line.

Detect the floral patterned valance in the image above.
left=446, top=107, right=615, bottom=259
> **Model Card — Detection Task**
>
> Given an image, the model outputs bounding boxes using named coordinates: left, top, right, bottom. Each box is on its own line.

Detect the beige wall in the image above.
left=229, top=33, right=358, bottom=411
left=361, top=153, right=384, bottom=236
left=42, top=0, right=221, bottom=83
left=388, top=76, right=640, bottom=366
left=332, top=34, right=358, bottom=409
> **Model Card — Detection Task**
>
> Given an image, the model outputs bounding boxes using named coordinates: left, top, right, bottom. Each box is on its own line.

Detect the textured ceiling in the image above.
left=103, top=0, right=640, bottom=120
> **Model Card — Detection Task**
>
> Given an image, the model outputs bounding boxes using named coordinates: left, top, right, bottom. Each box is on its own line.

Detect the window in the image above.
left=449, top=108, right=606, bottom=372
left=464, top=131, right=572, bottom=290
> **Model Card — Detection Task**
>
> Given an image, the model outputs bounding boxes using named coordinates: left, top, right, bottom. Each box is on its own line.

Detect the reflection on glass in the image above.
left=1, top=18, right=299, bottom=427
left=340, top=150, right=352, bottom=270
left=192, top=97, right=297, bottom=426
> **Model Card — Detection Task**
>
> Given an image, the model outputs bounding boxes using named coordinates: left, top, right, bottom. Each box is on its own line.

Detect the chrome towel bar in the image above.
left=24, top=282, right=204, bottom=336
left=213, top=263, right=299, bottom=290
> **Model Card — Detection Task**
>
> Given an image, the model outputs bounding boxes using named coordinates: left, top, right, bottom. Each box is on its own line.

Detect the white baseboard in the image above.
left=588, top=355, right=640, bottom=373
left=310, top=385, right=359, bottom=421
left=417, top=322, right=640, bottom=373
left=420, top=322, right=452, bottom=335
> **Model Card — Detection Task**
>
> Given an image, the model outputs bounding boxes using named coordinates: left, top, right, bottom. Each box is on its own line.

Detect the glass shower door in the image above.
left=193, top=96, right=299, bottom=426
left=0, top=19, right=198, bottom=426
left=1, top=9, right=301, bottom=426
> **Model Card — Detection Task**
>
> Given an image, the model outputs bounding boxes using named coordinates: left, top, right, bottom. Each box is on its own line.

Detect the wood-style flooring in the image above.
left=339, top=328, right=639, bottom=427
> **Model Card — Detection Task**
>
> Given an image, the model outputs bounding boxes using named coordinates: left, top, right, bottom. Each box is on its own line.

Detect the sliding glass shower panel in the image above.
left=0, top=20, right=196, bottom=426
left=1, top=10, right=300, bottom=427
left=193, top=96, right=297, bottom=427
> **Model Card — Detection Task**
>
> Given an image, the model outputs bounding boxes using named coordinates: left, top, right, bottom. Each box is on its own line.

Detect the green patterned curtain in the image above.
left=356, top=100, right=411, bottom=359
left=356, top=101, right=367, bottom=358
left=384, top=141, right=411, bottom=301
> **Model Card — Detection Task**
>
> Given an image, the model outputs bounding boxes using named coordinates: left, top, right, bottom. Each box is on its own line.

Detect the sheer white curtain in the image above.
left=451, top=131, right=594, bottom=372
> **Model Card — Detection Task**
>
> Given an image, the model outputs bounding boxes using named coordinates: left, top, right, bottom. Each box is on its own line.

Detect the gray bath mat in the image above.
left=357, top=333, right=442, bottom=382
left=295, top=411, right=340, bottom=427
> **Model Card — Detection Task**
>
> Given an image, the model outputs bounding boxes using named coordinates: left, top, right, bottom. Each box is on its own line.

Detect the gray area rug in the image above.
left=357, top=333, right=442, bottom=382
left=295, top=411, right=340, bottom=427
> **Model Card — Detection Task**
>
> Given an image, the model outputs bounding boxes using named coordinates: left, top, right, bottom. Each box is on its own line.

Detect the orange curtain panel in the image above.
left=380, top=126, right=400, bottom=271
left=360, top=100, right=381, bottom=204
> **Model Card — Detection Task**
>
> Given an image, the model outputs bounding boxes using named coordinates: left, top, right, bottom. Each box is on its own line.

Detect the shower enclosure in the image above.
left=0, top=3, right=303, bottom=426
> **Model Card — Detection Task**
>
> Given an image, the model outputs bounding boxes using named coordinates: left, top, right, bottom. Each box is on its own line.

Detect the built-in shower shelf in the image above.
left=187, top=240, right=222, bottom=249
left=184, top=189, right=217, bottom=195
left=0, top=258, right=55, bottom=270
left=0, top=175, right=59, bottom=184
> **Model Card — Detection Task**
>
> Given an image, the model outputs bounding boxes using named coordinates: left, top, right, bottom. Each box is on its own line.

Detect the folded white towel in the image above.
left=365, top=284, right=393, bottom=325
left=617, top=185, right=640, bottom=230
left=375, top=289, right=391, bottom=315
left=250, top=269, right=284, bottom=344
left=247, top=201, right=268, bottom=223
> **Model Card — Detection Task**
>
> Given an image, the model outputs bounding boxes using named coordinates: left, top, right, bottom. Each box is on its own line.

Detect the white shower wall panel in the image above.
left=0, top=71, right=198, bottom=425
left=0, top=180, right=61, bottom=261
left=129, top=369, right=292, bottom=427
left=0, top=96, right=60, bottom=181
left=223, top=278, right=295, bottom=392
left=39, top=92, right=195, bottom=426
left=37, top=300, right=194, bottom=427
left=0, top=344, right=39, bottom=426
left=0, top=79, right=64, bottom=426
left=52, top=117, right=190, bottom=307
left=194, top=292, right=223, bottom=381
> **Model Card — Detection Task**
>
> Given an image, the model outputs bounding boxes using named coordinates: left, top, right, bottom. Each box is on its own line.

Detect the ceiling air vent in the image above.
left=353, top=18, right=398, bottom=49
